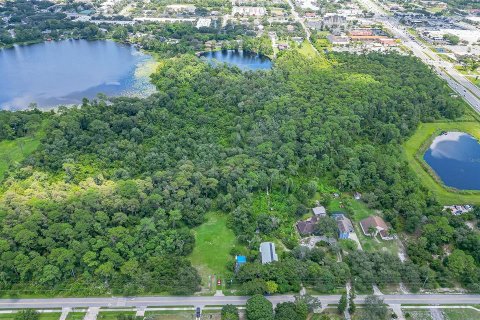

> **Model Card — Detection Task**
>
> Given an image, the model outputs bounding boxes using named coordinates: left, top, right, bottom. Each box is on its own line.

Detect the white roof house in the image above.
left=312, top=206, right=326, bottom=216
left=196, top=18, right=211, bottom=28
left=260, top=242, right=278, bottom=264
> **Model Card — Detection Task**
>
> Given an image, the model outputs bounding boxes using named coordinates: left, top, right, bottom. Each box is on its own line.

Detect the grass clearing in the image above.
left=97, top=312, right=135, bottom=320
left=348, top=200, right=374, bottom=222
left=403, top=122, right=480, bottom=205
left=189, top=212, right=236, bottom=284
left=0, top=313, right=61, bottom=320
left=65, top=313, right=86, bottom=320
left=39, top=314, right=62, bottom=320
left=402, top=309, right=433, bottom=320
left=443, top=308, right=480, bottom=320
left=144, top=311, right=195, bottom=320
left=297, top=40, right=317, bottom=58
left=0, top=134, right=42, bottom=179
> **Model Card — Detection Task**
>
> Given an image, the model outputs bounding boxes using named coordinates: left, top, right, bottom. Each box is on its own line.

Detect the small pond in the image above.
left=0, top=39, right=156, bottom=110
left=423, top=131, right=480, bottom=190
left=200, top=50, right=272, bottom=71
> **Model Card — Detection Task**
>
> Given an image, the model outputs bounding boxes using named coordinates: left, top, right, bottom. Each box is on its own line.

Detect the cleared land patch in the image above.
left=189, top=212, right=236, bottom=284
left=0, top=135, right=42, bottom=179
left=403, top=122, right=480, bottom=205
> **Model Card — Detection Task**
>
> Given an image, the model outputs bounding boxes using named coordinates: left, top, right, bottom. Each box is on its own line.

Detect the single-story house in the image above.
left=359, top=216, right=393, bottom=240
left=312, top=206, right=327, bottom=217
left=296, top=216, right=319, bottom=236
left=332, top=213, right=354, bottom=239
left=260, top=242, right=278, bottom=264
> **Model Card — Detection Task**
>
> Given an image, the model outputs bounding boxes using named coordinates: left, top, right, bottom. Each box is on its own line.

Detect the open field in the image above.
left=189, top=212, right=236, bottom=285
left=0, top=134, right=42, bottom=179
left=403, top=309, right=433, bottom=320
left=65, top=312, right=86, bottom=320
left=297, top=40, right=317, bottom=58
left=402, top=307, right=480, bottom=320
left=403, top=122, right=480, bottom=205
left=97, top=311, right=136, bottom=320
left=443, top=308, right=480, bottom=320
left=0, top=313, right=62, bottom=320
left=144, top=310, right=195, bottom=320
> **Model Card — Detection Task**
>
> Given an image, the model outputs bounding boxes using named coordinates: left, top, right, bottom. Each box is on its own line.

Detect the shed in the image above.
left=259, top=242, right=278, bottom=264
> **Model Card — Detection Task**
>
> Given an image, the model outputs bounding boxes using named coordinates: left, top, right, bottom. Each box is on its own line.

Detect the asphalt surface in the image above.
left=0, top=294, right=479, bottom=309
left=358, top=0, right=480, bottom=114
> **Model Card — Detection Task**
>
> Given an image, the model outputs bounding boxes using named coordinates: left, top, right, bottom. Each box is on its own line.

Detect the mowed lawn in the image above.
left=403, top=121, right=480, bottom=205
left=443, top=308, right=480, bottom=320
left=0, top=129, right=44, bottom=179
left=97, top=312, right=136, bottom=320
left=297, top=41, right=318, bottom=58
left=189, top=212, right=236, bottom=282
left=0, top=313, right=61, bottom=320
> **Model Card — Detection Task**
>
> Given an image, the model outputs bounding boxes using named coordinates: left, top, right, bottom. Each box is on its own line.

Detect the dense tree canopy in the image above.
left=0, top=50, right=477, bottom=295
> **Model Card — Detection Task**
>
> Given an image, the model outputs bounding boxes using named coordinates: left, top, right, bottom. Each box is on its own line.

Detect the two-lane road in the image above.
left=0, top=294, right=479, bottom=309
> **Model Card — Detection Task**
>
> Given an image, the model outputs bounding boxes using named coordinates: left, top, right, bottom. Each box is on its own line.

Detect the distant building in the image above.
left=350, top=35, right=386, bottom=42
left=196, top=18, right=211, bottom=28
left=292, top=37, right=304, bottom=44
left=166, top=4, right=196, bottom=14
left=360, top=216, right=393, bottom=240
left=260, top=242, right=278, bottom=264
left=232, top=6, right=266, bottom=16
left=332, top=213, right=354, bottom=239
left=312, top=206, right=327, bottom=217
left=307, top=19, right=323, bottom=30
left=327, top=35, right=350, bottom=45
left=379, top=38, right=397, bottom=46
left=322, top=13, right=347, bottom=30
left=349, top=29, right=374, bottom=36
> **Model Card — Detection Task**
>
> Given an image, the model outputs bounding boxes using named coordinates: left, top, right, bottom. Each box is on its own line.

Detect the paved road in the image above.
left=286, top=0, right=320, bottom=55
left=0, top=294, right=479, bottom=309
left=357, top=0, right=480, bottom=114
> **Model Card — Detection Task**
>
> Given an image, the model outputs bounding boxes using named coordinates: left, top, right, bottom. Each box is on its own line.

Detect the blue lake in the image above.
left=200, top=50, right=272, bottom=70
left=424, top=132, right=480, bottom=190
left=0, top=40, right=156, bottom=110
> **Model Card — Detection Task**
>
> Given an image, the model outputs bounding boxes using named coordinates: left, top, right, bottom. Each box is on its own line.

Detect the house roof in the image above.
left=296, top=216, right=319, bottom=235
left=260, top=242, right=278, bottom=264
left=360, top=216, right=388, bottom=233
left=332, top=213, right=353, bottom=233
left=312, top=206, right=326, bottom=216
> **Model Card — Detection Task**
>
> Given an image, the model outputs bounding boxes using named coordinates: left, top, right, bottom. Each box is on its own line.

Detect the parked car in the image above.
left=196, top=307, right=201, bottom=318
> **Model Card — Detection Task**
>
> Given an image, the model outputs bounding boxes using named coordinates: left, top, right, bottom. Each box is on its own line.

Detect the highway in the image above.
left=0, top=294, right=479, bottom=309
left=357, top=0, right=480, bottom=114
